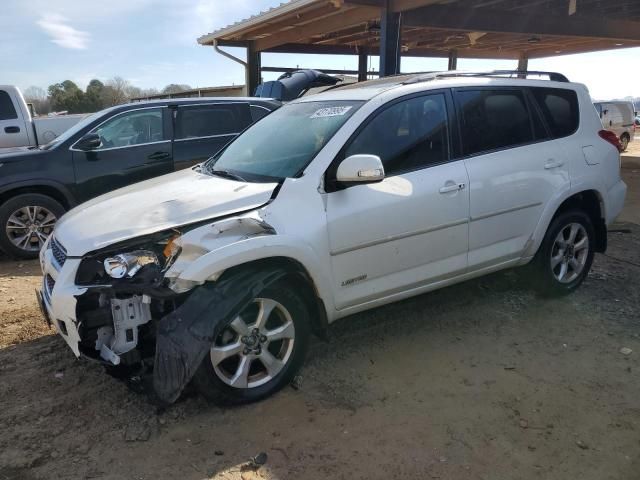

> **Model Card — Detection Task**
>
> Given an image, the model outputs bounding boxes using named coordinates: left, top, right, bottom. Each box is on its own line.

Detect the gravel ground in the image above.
left=1, top=149, right=639, bottom=480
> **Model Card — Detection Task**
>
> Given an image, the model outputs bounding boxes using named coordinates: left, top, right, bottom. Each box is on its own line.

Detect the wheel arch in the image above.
left=529, top=189, right=607, bottom=258
left=0, top=181, right=75, bottom=210
left=172, top=237, right=334, bottom=339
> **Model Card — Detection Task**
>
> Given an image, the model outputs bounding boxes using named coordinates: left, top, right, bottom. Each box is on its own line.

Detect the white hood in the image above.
left=55, top=168, right=277, bottom=255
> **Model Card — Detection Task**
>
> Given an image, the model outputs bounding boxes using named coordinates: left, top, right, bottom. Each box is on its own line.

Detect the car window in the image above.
left=0, top=90, right=18, bottom=121
left=531, top=88, right=579, bottom=138
left=209, top=100, right=362, bottom=181
left=457, top=89, right=533, bottom=156
left=250, top=105, right=271, bottom=122
left=345, top=93, right=449, bottom=175
left=176, top=103, right=251, bottom=139
left=92, top=108, right=164, bottom=149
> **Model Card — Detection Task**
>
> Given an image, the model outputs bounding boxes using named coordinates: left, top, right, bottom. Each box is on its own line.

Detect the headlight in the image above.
left=103, top=250, right=159, bottom=279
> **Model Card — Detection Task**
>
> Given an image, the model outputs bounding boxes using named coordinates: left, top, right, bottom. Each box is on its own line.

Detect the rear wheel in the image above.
left=530, top=210, right=595, bottom=296
left=193, top=281, right=310, bottom=405
left=0, top=194, right=65, bottom=259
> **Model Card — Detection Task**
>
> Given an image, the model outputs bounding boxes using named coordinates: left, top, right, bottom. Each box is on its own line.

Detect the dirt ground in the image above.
left=2, top=146, right=640, bottom=480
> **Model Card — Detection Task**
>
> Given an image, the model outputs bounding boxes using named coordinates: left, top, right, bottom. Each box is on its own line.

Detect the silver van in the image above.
left=594, top=101, right=636, bottom=151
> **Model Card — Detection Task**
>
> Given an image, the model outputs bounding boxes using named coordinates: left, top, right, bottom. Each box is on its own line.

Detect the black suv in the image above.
left=0, top=97, right=283, bottom=258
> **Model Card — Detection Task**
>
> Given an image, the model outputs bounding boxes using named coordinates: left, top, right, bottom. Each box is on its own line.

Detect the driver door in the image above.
left=325, top=92, right=470, bottom=310
left=71, top=107, right=173, bottom=202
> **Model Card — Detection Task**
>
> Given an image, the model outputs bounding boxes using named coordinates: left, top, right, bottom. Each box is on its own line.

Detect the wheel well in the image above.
left=0, top=186, right=71, bottom=210
left=554, top=190, right=607, bottom=252
left=621, top=132, right=630, bottom=140
left=225, top=257, right=329, bottom=340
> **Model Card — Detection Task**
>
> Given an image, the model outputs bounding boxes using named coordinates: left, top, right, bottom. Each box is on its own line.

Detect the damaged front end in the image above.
left=71, top=213, right=282, bottom=404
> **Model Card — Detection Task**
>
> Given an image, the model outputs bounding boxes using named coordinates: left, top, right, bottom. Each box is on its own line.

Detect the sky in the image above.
left=2, top=0, right=639, bottom=101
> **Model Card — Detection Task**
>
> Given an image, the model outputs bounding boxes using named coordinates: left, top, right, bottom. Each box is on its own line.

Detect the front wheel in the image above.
left=530, top=210, right=595, bottom=296
left=193, top=281, right=310, bottom=405
left=0, top=194, right=65, bottom=259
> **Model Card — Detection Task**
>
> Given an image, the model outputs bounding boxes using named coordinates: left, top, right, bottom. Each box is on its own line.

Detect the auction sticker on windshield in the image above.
left=310, top=106, right=353, bottom=118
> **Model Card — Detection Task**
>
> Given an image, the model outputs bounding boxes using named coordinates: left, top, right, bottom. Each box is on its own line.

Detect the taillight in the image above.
left=599, top=130, right=623, bottom=152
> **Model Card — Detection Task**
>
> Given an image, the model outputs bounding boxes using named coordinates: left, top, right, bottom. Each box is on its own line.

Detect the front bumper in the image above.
left=39, top=245, right=86, bottom=357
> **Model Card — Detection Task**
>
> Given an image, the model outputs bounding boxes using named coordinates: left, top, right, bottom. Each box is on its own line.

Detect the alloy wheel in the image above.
left=550, top=222, right=589, bottom=284
left=210, top=298, right=296, bottom=389
left=5, top=206, right=58, bottom=252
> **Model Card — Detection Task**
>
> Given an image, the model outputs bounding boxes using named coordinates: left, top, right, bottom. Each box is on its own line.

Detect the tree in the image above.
left=161, top=83, right=192, bottom=95
left=23, top=86, right=50, bottom=115
left=84, top=79, right=106, bottom=112
left=48, top=80, right=85, bottom=113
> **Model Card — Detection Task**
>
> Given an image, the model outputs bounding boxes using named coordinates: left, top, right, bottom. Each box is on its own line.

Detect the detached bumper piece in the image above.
left=153, top=265, right=291, bottom=405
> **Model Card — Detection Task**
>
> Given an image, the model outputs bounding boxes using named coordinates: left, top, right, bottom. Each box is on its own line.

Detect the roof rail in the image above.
left=404, top=70, right=570, bottom=85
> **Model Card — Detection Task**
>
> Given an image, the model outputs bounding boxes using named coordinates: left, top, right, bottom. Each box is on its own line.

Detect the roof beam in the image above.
left=403, top=5, right=640, bottom=41
left=254, top=6, right=379, bottom=51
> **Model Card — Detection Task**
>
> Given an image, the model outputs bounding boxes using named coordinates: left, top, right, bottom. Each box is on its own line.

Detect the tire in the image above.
left=620, top=134, right=630, bottom=152
left=530, top=210, right=595, bottom=296
left=0, top=194, right=66, bottom=259
left=193, top=280, right=310, bottom=405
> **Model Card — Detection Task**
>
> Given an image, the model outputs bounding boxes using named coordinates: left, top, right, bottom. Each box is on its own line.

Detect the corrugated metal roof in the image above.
left=197, top=0, right=321, bottom=45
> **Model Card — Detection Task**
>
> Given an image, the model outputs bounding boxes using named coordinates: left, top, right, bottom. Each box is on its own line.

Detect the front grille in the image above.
left=51, top=237, right=67, bottom=268
left=43, top=274, right=55, bottom=305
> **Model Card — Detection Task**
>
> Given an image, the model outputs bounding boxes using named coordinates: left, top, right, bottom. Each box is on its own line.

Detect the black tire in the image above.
left=620, top=133, right=630, bottom=152
left=530, top=210, right=595, bottom=296
left=193, top=280, right=310, bottom=405
left=0, top=194, right=66, bottom=259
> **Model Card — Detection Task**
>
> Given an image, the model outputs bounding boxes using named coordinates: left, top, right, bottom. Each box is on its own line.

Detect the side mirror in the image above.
left=76, top=132, right=102, bottom=151
left=336, top=154, right=385, bottom=184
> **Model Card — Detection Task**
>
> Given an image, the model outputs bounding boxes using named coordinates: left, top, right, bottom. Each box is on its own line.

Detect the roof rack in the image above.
left=404, top=70, right=570, bottom=85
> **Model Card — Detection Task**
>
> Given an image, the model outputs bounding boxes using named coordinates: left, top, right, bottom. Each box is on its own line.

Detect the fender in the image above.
left=168, top=233, right=336, bottom=320
left=523, top=180, right=607, bottom=259
left=0, top=179, right=77, bottom=207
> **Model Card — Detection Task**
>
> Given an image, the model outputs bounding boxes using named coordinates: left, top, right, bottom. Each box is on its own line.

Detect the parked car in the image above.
left=594, top=100, right=636, bottom=151
left=0, top=70, right=338, bottom=258
left=39, top=71, right=626, bottom=405
left=0, top=85, right=88, bottom=149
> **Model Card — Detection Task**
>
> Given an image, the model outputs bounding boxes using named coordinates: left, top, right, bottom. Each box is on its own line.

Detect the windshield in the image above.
left=39, top=106, right=119, bottom=150
left=207, top=100, right=363, bottom=181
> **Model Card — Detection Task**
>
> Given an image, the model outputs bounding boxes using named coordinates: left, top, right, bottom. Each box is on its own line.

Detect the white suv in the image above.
left=38, top=71, right=627, bottom=405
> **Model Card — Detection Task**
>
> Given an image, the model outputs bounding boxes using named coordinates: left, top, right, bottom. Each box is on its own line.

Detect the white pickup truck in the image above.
left=0, top=85, right=87, bottom=150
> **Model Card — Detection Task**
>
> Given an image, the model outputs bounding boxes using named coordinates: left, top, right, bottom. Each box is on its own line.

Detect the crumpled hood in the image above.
left=55, top=168, right=278, bottom=256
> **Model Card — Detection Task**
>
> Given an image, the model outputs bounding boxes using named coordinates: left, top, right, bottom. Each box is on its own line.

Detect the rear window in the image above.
left=176, top=103, right=251, bottom=139
left=457, top=89, right=534, bottom=156
left=531, top=88, right=579, bottom=139
left=0, top=90, right=18, bottom=121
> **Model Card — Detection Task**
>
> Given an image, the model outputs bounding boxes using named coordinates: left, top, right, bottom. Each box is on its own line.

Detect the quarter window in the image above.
left=531, top=88, right=579, bottom=139
left=457, top=89, right=533, bottom=156
left=92, top=108, right=164, bottom=149
left=176, top=104, right=251, bottom=139
left=0, top=90, right=18, bottom=121
left=345, top=93, right=450, bottom=175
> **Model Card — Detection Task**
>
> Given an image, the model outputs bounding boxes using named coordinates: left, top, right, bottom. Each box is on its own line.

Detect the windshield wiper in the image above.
left=209, top=168, right=246, bottom=182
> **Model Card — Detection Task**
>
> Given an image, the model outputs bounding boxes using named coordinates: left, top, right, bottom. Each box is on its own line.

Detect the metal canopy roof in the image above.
left=198, top=0, right=640, bottom=59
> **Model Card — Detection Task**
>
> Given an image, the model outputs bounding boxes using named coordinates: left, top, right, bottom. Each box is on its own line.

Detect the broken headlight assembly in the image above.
left=76, top=234, right=182, bottom=286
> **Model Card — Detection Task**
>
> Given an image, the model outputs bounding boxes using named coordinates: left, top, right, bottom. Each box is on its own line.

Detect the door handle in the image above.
left=544, top=159, right=564, bottom=169
left=4, top=126, right=20, bottom=134
left=148, top=151, right=170, bottom=160
left=439, top=183, right=465, bottom=194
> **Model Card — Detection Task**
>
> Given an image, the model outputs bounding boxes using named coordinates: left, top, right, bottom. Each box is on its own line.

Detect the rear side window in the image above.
left=457, top=89, right=533, bottom=156
left=176, top=103, right=251, bottom=139
left=0, top=90, right=18, bottom=121
left=531, top=88, right=579, bottom=138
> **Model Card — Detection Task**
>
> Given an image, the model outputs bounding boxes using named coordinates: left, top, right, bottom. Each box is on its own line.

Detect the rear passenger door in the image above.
left=455, top=87, right=570, bottom=269
left=172, top=102, right=253, bottom=170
